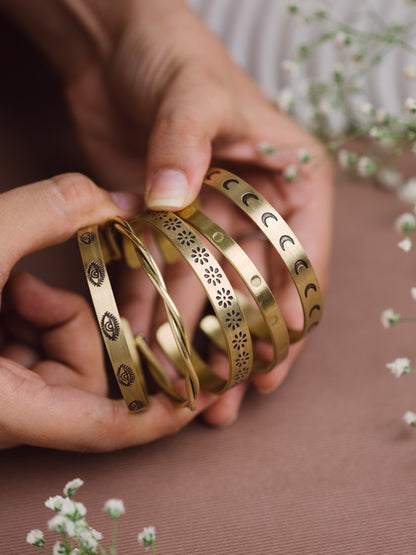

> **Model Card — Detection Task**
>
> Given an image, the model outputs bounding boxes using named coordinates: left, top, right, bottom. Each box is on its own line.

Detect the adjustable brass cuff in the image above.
left=77, top=227, right=148, bottom=412
left=203, top=168, right=323, bottom=342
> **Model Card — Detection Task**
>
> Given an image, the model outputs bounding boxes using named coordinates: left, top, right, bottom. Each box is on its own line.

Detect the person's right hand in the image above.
left=0, top=174, right=216, bottom=451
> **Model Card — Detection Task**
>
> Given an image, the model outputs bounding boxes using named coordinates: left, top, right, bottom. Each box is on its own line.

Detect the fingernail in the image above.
left=110, top=192, right=142, bottom=213
left=257, top=383, right=280, bottom=395
left=216, top=411, right=239, bottom=428
left=146, top=169, right=189, bottom=209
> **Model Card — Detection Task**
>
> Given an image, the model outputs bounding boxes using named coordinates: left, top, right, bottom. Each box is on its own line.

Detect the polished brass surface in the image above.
left=136, top=211, right=254, bottom=393
left=77, top=226, right=148, bottom=412
left=108, top=217, right=199, bottom=409
left=203, top=168, right=323, bottom=343
left=177, top=205, right=290, bottom=373
left=78, top=168, right=323, bottom=410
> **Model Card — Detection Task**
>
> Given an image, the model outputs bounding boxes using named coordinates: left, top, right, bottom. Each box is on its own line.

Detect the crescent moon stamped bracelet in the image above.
left=77, top=168, right=323, bottom=412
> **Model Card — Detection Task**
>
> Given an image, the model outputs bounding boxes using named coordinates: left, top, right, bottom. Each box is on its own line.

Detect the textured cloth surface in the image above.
left=1, top=8, right=416, bottom=555
left=2, top=176, right=416, bottom=554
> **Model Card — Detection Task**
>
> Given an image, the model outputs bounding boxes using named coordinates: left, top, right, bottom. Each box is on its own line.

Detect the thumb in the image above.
left=0, top=173, right=141, bottom=274
left=144, top=78, right=236, bottom=210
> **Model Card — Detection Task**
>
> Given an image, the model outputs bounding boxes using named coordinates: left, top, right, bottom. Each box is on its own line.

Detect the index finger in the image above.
left=0, top=173, right=139, bottom=280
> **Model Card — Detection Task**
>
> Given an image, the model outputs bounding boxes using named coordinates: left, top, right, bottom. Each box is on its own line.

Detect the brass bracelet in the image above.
left=106, top=217, right=200, bottom=410
left=203, top=168, right=323, bottom=343
left=77, top=227, right=148, bottom=412
left=135, top=210, right=254, bottom=393
left=176, top=204, right=290, bottom=373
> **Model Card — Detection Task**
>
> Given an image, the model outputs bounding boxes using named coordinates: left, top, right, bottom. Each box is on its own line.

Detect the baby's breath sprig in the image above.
left=383, top=209, right=416, bottom=426
left=277, top=2, right=416, bottom=185
left=26, top=479, right=157, bottom=555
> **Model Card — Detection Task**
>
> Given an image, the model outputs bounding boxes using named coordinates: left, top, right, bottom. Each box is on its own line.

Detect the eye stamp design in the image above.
left=163, top=217, right=182, bottom=231
left=128, top=400, right=146, bottom=411
left=117, top=364, right=136, bottom=387
left=232, top=331, right=248, bottom=351
left=203, top=266, right=223, bottom=286
left=191, top=246, right=209, bottom=265
left=79, top=231, right=96, bottom=245
left=100, top=311, right=120, bottom=341
left=216, top=287, right=233, bottom=308
left=176, top=230, right=196, bottom=247
left=87, top=261, right=105, bottom=287
left=225, top=310, right=242, bottom=330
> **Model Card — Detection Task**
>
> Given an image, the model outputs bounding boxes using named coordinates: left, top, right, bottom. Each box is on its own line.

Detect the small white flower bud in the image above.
left=398, top=237, right=413, bottom=252
left=103, top=499, right=125, bottom=518
left=138, top=526, right=156, bottom=547
left=359, top=102, right=374, bottom=116
left=335, top=31, right=351, bottom=47
left=284, top=165, right=298, bottom=182
left=282, top=59, right=299, bottom=75
left=399, top=178, right=416, bottom=203
left=26, top=529, right=45, bottom=547
left=357, top=156, right=376, bottom=177
left=403, top=64, right=416, bottom=80
left=381, top=309, right=401, bottom=328
left=395, top=213, right=416, bottom=232
left=275, top=88, right=295, bottom=111
left=298, top=148, right=312, bottom=163
left=63, top=478, right=84, bottom=497
left=405, top=97, right=416, bottom=113
left=386, top=357, right=411, bottom=377
left=403, top=411, right=416, bottom=426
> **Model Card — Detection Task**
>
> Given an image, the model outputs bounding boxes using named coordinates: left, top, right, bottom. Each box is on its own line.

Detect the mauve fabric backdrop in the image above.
left=0, top=9, right=416, bottom=555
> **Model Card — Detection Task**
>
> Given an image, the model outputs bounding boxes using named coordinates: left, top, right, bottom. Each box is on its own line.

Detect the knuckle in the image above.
left=48, top=173, right=100, bottom=222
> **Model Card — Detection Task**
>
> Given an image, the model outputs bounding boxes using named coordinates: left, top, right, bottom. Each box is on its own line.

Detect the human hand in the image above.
left=64, top=0, right=332, bottom=425
left=0, top=0, right=333, bottom=428
left=0, top=174, right=216, bottom=451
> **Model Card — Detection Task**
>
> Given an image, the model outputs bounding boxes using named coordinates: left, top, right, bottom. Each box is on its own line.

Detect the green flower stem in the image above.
left=151, top=544, right=157, bottom=555
left=110, top=516, right=118, bottom=555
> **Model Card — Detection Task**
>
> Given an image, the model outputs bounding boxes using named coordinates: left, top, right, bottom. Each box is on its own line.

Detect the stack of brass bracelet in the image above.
left=77, top=168, right=322, bottom=412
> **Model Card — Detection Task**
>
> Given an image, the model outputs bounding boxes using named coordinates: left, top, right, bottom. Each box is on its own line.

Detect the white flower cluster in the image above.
left=26, top=479, right=156, bottom=554
left=403, top=411, right=416, bottom=426
left=138, top=526, right=157, bottom=549
left=103, top=498, right=125, bottom=518
left=26, top=529, right=44, bottom=548
left=386, top=357, right=412, bottom=377
left=381, top=309, right=401, bottom=328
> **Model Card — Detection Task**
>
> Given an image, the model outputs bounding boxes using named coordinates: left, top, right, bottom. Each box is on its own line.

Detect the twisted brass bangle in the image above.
left=203, top=168, right=323, bottom=343
left=135, top=210, right=254, bottom=393
left=107, top=217, right=199, bottom=410
left=77, top=226, right=148, bottom=412
left=176, top=204, right=290, bottom=373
